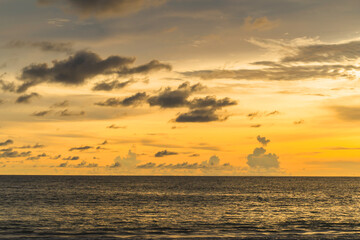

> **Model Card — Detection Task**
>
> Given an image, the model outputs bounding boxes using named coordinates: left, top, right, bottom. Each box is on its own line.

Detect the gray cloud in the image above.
left=58, top=161, right=98, bottom=168
left=110, top=150, right=140, bottom=169
left=26, top=153, right=47, bottom=160
left=62, top=156, right=80, bottom=160
left=95, top=92, right=148, bottom=107
left=15, top=93, right=40, bottom=104
left=117, top=60, right=171, bottom=76
left=107, top=124, right=127, bottom=129
left=0, top=150, right=31, bottom=158
left=282, top=40, right=360, bottom=63
left=5, top=40, right=73, bottom=53
left=332, top=106, right=360, bottom=121
left=32, top=110, right=52, bottom=117
left=137, top=155, right=231, bottom=170
left=38, top=0, right=167, bottom=18
left=247, top=147, right=279, bottom=169
left=59, top=109, right=85, bottom=117
left=92, top=79, right=134, bottom=91
left=183, top=64, right=360, bottom=81
left=0, top=79, right=16, bottom=92
left=18, top=51, right=135, bottom=93
left=0, top=139, right=14, bottom=146
left=51, top=100, right=69, bottom=108
left=17, top=144, right=44, bottom=149
left=257, top=135, right=270, bottom=146
left=69, top=146, right=92, bottom=151
left=148, top=82, right=204, bottom=108
left=155, top=150, right=178, bottom=157
left=175, top=108, right=228, bottom=122
left=188, top=96, right=237, bottom=109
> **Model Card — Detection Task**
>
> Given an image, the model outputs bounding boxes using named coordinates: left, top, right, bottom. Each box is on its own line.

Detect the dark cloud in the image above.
left=0, top=139, right=14, bottom=146
left=58, top=161, right=98, bottom=168
left=294, top=120, right=304, bottom=125
left=59, top=109, right=85, bottom=117
left=188, top=96, right=237, bottom=109
left=137, top=155, right=231, bottom=170
left=247, top=147, right=279, bottom=169
left=92, top=79, right=134, bottom=91
left=189, top=153, right=200, bottom=157
left=155, top=150, right=178, bottom=157
left=175, top=108, right=228, bottom=122
left=117, top=60, right=171, bottom=76
left=69, top=146, right=92, bottom=151
left=17, top=144, right=44, bottom=149
left=62, top=156, right=80, bottom=160
left=0, top=79, right=16, bottom=92
left=332, top=106, right=360, bottom=121
left=183, top=64, right=360, bottom=81
left=26, top=153, right=47, bottom=160
left=247, top=111, right=279, bottom=120
left=32, top=110, right=52, bottom=117
left=0, top=150, right=31, bottom=158
left=38, top=0, right=167, bottom=18
left=51, top=100, right=69, bottom=108
left=95, top=92, right=148, bottom=107
left=18, top=51, right=135, bottom=92
left=107, top=124, right=127, bottom=129
left=148, top=82, right=204, bottom=108
left=251, top=124, right=262, bottom=128
left=257, top=135, right=270, bottom=146
left=15, top=93, right=40, bottom=104
left=5, top=40, right=73, bottom=53
left=282, top=40, right=360, bottom=63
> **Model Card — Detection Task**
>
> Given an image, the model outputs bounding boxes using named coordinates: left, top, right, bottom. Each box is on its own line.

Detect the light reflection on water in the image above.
left=1, top=176, right=360, bottom=239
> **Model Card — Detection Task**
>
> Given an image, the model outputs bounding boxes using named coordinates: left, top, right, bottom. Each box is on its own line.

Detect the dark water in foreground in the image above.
left=1, top=176, right=360, bottom=239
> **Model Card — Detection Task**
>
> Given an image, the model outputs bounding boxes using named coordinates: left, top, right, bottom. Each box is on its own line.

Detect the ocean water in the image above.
left=1, top=176, right=360, bottom=239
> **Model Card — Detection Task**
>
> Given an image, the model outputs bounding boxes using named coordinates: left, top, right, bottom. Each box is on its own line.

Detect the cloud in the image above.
left=15, top=93, right=40, bottom=104
left=0, top=150, right=31, bottom=158
left=18, top=51, right=135, bottom=92
left=175, top=108, right=228, bottom=122
left=58, top=161, right=98, bottom=168
left=294, top=120, right=305, bottom=125
left=251, top=124, right=262, bottom=128
left=26, top=153, right=47, bottom=160
left=62, top=156, right=80, bottom=160
left=0, top=79, right=16, bottom=92
left=243, top=16, right=279, bottom=31
left=17, top=144, right=44, bottom=149
left=117, top=60, right=171, bottom=76
left=247, top=111, right=279, bottom=120
left=92, top=79, right=134, bottom=91
left=148, top=82, right=204, bottom=108
left=137, top=155, right=232, bottom=171
left=95, top=92, right=148, bottom=107
left=51, top=100, right=69, bottom=108
left=32, top=110, right=52, bottom=117
left=69, top=146, right=92, bottom=151
left=5, top=40, right=73, bottom=53
left=247, top=147, right=280, bottom=169
left=257, top=135, right=270, bottom=146
left=332, top=106, right=360, bottom=121
left=38, top=0, right=167, bottom=18
left=188, top=96, right=237, bottom=109
left=0, top=139, right=14, bottom=146
left=281, top=40, right=360, bottom=63
left=107, top=124, right=127, bottom=129
left=183, top=64, right=360, bottom=81
left=110, top=150, right=140, bottom=169
left=154, top=150, right=178, bottom=157
left=59, top=109, right=85, bottom=117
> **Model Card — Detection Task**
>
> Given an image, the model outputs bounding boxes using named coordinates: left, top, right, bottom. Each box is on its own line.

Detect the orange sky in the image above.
left=1, top=0, right=360, bottom=176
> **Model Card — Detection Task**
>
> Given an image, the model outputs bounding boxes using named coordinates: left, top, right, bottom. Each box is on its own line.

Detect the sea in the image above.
left=1, top=176, right=360, bottom=239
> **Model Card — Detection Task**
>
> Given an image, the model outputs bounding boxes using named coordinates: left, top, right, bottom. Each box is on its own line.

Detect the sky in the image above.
left=1, top=0, right=360, bottom=176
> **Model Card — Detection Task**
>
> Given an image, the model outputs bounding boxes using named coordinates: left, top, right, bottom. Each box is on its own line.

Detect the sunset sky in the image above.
left=2, top=0, right=360, bottom=176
